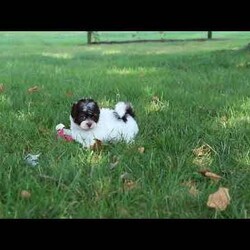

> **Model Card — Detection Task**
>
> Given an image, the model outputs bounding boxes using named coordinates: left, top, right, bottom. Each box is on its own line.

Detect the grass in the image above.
left=1, top=31, right=250, bottom=218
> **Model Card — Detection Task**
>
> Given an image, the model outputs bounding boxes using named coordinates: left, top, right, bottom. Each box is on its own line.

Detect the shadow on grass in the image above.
left=88, top=38, right=228, bottom=45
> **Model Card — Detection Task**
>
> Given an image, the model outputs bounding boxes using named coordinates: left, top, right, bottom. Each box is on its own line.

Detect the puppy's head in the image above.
left=71, top=98, right=100, bottom=130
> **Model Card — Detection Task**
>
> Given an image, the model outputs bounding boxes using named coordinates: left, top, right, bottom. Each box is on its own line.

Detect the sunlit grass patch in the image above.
left=98, top=98, right=116, bottom=108
left=234, top=150, right=250, bottom=168
left=106, top=66, right=157, bottom=75
left=228, top=115, right=250, bottom=127
left=14, top=110, right=35, bottom=121
left=42, top=52, right=72, bottom=59
left=86, top=151, right=106, bottom=166
left=0, top=95, right=12, bottom=108
left=86, top=46, right=102, bottom=51
left=236, top=61, right=250, bottom=68
left=145, top=96, right=169, bottom=114
left=217, top=98, right=250, bottom=128
left=92, top=177, right=113, bottom=202
left=102, top=50, right=121, bottom=55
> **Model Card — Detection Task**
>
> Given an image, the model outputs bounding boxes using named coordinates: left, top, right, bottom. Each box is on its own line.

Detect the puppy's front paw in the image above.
left=56, top=123, right=65, bottom=131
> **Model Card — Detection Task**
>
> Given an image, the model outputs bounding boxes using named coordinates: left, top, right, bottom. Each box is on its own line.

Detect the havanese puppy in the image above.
left=56, top=98, right=139, bottom=148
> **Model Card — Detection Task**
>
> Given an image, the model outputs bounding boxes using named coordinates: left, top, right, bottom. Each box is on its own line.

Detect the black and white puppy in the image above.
left=56, top=98, right=139, bottom=148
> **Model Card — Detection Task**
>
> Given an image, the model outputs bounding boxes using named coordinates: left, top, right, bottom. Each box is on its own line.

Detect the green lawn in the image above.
left=1, top=32, right=250, bottom=218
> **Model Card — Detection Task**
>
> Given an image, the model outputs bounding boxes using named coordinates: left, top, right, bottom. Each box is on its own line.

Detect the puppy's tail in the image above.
left=114, top=102, right=135, bottom=122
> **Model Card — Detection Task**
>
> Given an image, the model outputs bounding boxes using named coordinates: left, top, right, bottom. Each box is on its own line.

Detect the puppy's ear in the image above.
left=71, top=102, right=78, bottom=118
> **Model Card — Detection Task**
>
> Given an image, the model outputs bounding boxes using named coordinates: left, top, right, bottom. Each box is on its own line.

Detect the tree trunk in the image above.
left=208, top=31, right=212, bottom=39
left=87, top=32, right=92, bottom=44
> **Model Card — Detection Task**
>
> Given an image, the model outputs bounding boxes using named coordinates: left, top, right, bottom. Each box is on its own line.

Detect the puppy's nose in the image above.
left=87, top=122, right=92, bottom=128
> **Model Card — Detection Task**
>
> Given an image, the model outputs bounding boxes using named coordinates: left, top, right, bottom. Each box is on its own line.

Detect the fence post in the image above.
left=208, top=31, right=212, bottom=39
left=87, top=32, right=92, bottom=44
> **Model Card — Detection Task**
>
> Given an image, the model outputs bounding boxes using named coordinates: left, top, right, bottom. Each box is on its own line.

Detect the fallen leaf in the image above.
left=199, top=170, right=222, bottom=181
left=91, top=139, right=103, bottom=151
left=123, top=179, right=137, bottom=191
left=110, top=161, right=119, bottom=170
left=0, top=84, right=4, bottom=93
left=120, top=173, right=138, bottom=191
left=182, top=180, right=200, bottom=197
left=28, top=86, right=39, bottom=93
left=66, top=91, right=73, bottom=97
left=193, top=144, right=211, bottom=157
left=138, top=147, right=145, bottom=154
left=182, top=180, right=195, bottom=188
left=110, top=156, right=119, bottom=170
left=117, top=206, right=130, bottom=216
left=24, top=153, right=40, bottom=167
left=20, top=190, right=31, bottom=199
left=207, top=187, right=230, bottom=211
left=189, top=186, right=199, bottom=197
left=38, top=127, right=50, bottom=135
left=120, top=172, right=131, bottom=181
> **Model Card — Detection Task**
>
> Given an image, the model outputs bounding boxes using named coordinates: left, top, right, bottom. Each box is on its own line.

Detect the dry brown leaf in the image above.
left=0, top=84, right=4, bottom=93
left=38, top=127, right=50, bottom=135
left=20, top=190, right=31, bottom=199
left=28, top=86, right=39, bottom=93
left=123, top=180, right=137, bottom=191
left=117, top=206, right=130, bottom=216
left=199, top=170, right=222, bottom=181
left=66, top=91, right=73, bottom=97
left=182, top=180, right=199, bottom=197
left=91, top=139, right=103, bottom=151
left=207, top=187, right=230, bottom=211
left=138, top=147, right=145, bottom=154
left=193, top=144, right=211, bottom=157
left=189, top=186, right=199, bottom=197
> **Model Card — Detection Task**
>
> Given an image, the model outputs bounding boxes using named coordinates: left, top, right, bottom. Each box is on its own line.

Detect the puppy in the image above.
left=57, top=98, right=139, bottom=148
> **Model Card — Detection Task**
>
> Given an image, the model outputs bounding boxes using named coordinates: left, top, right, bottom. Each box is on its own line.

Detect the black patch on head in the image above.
left=71, top=98, right=100, bottom=125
